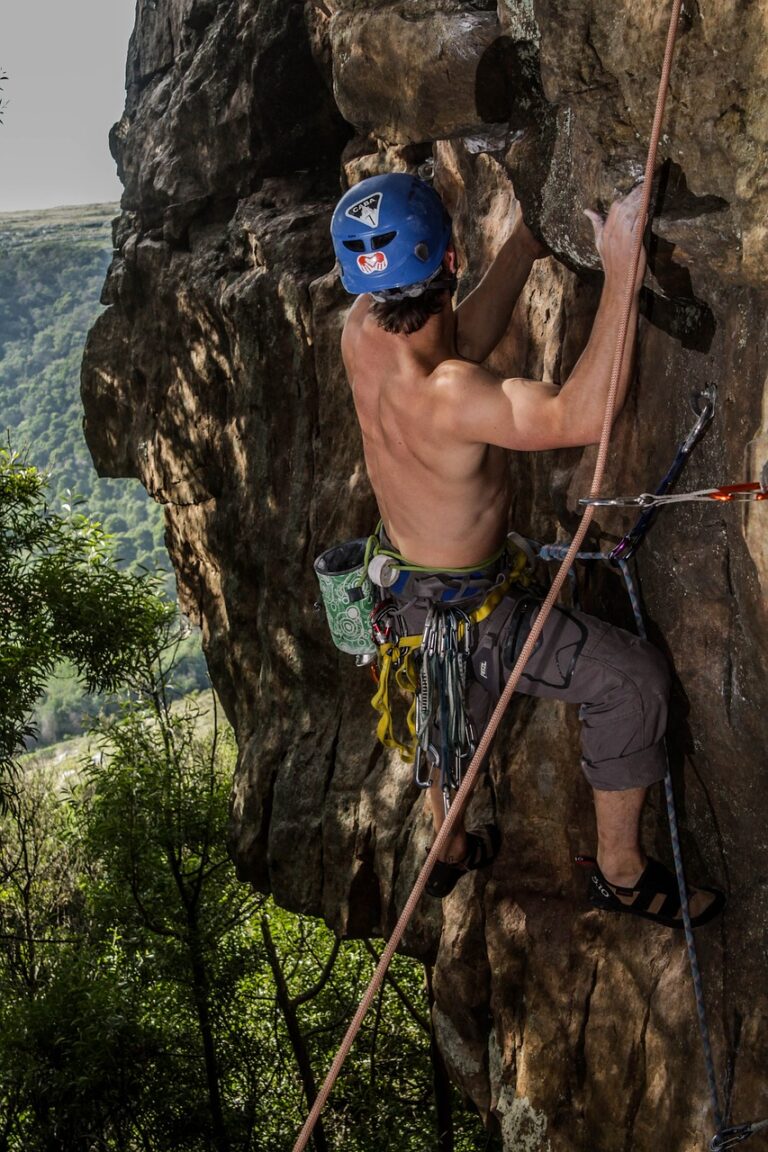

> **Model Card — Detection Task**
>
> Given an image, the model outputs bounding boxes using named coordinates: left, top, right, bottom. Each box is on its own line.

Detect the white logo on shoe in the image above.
left=592, top=876, right=612, bottom=899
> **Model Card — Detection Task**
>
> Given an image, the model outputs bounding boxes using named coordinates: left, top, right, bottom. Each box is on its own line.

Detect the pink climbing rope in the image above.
left=292, top=4, right=683, bottom=1148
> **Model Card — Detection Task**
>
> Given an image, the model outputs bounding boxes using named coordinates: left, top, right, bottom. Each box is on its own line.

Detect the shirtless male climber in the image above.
left=329, top=171, right=723, bottom=928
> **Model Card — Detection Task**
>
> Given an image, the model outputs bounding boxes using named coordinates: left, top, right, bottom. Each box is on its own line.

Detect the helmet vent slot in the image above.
left=343, top=239, right=366, bottom=252
left=371, top=231, right=397, bottom=251
left=414, top=242, right=430, bottom=262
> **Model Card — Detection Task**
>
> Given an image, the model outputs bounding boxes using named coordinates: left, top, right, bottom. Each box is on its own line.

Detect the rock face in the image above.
left=82, top=2, right=768, bottom=1148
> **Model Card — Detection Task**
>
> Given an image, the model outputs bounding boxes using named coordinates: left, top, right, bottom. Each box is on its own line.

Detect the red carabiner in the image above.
left=709, top=482, right=767, bottom=502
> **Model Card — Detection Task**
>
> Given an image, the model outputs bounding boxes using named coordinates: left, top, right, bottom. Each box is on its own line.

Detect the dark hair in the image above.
left=370, top=282, right=450, bottom=336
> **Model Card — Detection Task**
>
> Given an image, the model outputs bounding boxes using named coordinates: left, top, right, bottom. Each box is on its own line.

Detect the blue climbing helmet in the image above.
left=330, top=173, right=452, bottom=296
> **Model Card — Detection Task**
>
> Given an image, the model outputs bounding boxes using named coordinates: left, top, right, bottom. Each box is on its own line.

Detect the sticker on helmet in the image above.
left=357, top=251, right=388, bottom=274
left=345, top=192, right=382, bottom=229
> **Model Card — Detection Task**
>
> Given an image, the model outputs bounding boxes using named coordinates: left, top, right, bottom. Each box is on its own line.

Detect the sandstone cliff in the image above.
left=82, top=2, right=768, bottom=1148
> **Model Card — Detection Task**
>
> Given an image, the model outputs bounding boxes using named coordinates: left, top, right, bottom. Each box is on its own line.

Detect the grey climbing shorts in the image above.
left=392, top=578, right=670, bottom=792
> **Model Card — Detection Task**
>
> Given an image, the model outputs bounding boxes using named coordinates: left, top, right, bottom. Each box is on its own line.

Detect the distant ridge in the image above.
left=0, top=202, right=119, bottom=222
left=0, top=203, right=119, bottom=251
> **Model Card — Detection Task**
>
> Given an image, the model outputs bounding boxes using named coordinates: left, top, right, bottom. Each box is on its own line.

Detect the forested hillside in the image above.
left=0, top=204, right=168, bottom=573
left=0, top=204, right=206, bottom=744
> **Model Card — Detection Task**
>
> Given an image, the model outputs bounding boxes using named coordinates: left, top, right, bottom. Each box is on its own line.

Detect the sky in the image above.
left=0, top=1, right=136, bottom=213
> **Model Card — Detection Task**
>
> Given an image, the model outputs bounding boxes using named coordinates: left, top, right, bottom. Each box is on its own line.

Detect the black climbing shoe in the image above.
left=587, top=855, right=725, bottom=929
left=426, top=825, right=501, bottom=899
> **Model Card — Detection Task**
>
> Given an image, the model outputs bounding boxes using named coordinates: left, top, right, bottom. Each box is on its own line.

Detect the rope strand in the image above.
left=292, top=5, right=684, bottom=1149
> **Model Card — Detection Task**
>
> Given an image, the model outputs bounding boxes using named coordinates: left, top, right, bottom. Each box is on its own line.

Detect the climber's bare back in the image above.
left=341, top=295, right=511, bottom=568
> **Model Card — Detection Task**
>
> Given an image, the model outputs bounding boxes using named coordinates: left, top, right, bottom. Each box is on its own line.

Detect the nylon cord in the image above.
left=292, top=5, right=684, bottom=1149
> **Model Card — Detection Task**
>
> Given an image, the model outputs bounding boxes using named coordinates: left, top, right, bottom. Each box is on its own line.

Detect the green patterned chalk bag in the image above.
left=314, top=538, right=376, bottom=656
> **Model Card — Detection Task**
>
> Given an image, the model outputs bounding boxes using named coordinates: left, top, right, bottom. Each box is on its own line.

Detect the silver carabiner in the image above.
left=579, top=494, right=648, bottom=508
left=423, top=610, right=437, bottom=658
left=454, top=607, right=473, bottom=655
left=710, top=1123, right=765, bottom=1151
left=414, top=743, right=436, bottom=789
left=682, top=384, right=717, bottom=454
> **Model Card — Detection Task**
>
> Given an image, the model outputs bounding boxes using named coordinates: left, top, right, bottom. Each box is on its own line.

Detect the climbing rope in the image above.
left=292, top=4, right=760, bottom=1149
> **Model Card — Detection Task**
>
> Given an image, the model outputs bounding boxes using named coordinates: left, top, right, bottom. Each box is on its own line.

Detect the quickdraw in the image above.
left=582, top=480, right=767, bottom=509
left=578, top=385, right=767, bottom=514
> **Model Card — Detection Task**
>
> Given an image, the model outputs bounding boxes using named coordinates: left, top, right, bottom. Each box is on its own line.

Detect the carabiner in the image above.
left=681, top=384, right=717, bottom=454
left=708, top=482, right=768, bottom=502
left=454, top=607, right=473, bottom=654
left=370, top=604, right=394, bottom=647
left=710, top=1121, right=768, bottom=1150
left=579, top=494, right=649, bottom=508
left=414, top=743, right=436, bottom=789
left=423, top=610, right=438, bottom=658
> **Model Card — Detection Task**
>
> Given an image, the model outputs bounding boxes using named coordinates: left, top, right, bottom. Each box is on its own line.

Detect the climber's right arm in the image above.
left=435, top=187, right=647, bottom=450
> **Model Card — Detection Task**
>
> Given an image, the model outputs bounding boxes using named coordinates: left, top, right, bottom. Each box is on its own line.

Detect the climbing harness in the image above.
left=295, top=4, right=766, bottom=1149
left=315, top=526, right=526, bottom=789
left=370, top=529, right=511, bottom=593
left=370, top=557, right=522, bottom=794
left=367, top=529, right=527, bottom=776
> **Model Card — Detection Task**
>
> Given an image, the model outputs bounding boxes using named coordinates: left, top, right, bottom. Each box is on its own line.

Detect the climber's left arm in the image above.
left=454, top=207, right=546, bottom=364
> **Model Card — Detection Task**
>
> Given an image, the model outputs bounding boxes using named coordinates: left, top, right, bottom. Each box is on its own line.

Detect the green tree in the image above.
left=0, top=717, right=495, bottom=1151
left=0, top=762, right=171, bottom=1151
left=0, top=449, right=172, bottom=791
left=0, top=582, right=493, bottom=1149
left=81, top=672, right=259, bottom=1152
